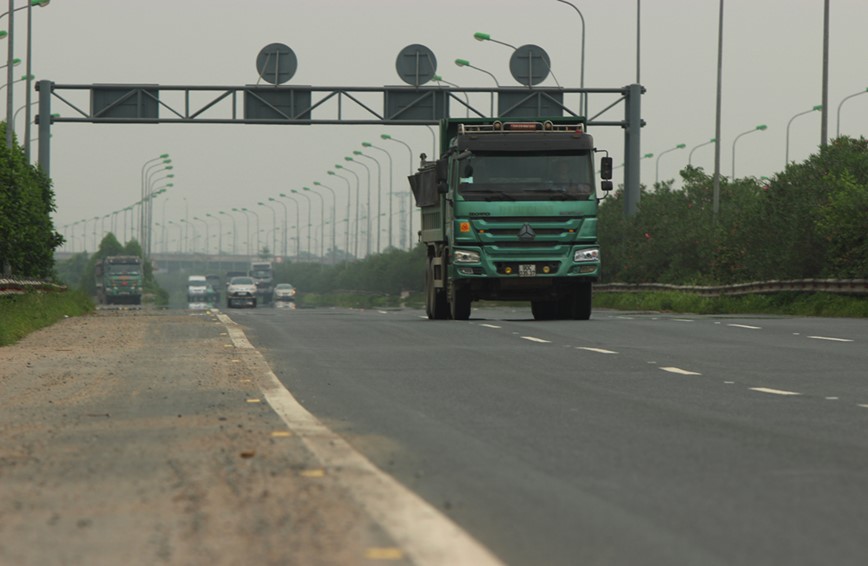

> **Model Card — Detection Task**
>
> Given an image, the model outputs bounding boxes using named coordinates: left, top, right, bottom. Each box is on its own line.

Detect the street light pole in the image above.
left=278, top=193, right=302, bottom=260
left=243, top=208, right=260, bottom=258
left=786, top=105, right=822, bottom=166
left=354, top=151, right=382, bottom=253
left=655, top=143, right=686, bottom=184
left=267, top=198, right=287, bottom=259
left=474, top=32, right=561, bottom=87
left=334, top=165, right=360, bottom=258
left=836, top=87, right=868, bottom=138
left=555, top=0, right=586, bottom=116
left=455, top=58, right=499, bottom=116
left=731, top=124, right=767, bottom=179
left=344, top=158, right=371, bottom=256
left=688, top=138, right=716, bottom=166
left=312, top=181, right=337, bottom=263
left=302, top=188, right=325, bottom=260
left=257, top=201, right=277, bottom=258
left=290, top=189, right=312, bottom=260
left=380, top=133, right=415, bottom=249
left=232, top=207, right=249, bottom=257
left=327, top=171, right=353, bottom=259
left=362, top=142, right=393, bottom=250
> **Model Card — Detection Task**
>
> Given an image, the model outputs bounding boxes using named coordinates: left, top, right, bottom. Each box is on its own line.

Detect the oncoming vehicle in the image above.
left=95, top=255, right=143, bottom=305
left=273, top=283, right=297, bottom=308
left=187, top=275, right=217, bottom=308
left=226, top=276, right=257, bottom=308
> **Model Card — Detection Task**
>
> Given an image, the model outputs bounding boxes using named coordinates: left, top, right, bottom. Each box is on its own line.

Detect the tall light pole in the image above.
left=343, top=157, right=371, bottom=256
left=267, top=197, right=288, bottom=259
left=232, top=207, right=249, bottom=256
left=290, top=189, right=312, bottom=260
left=713, top=0, right=724, bottom=222
left=24, top=0, right=50, bottom=161
left=206, top=213, right=222, bottom=256
left=820, top=0, right=829, bottom=149
left=242, top=207, right=260, bottom=257
left=555, top=0, right=586, bottom=116
left=655, top=143, right=685, bottom=184
left=731, top=124, right=767, bottom=179
left=688, top=138, right=715, bottom=166
left=380, top=133, right=415, bottom=249
left=836, top=87, right=868, bottom=138
left=192, top=216, right=209, bottom=254
left=312, top=181, right=337, bottom=263
left=220, top=210, right=236, bottom=255
left=139, top=153, right=170, bottom=252
left=362, top=142, right=394, bottom=250
left=258, top=201, right=277, bottom=258
left=278, top=193, right=302, bottom=260
left=327, top=170, right=353, bottom=259
left=353, top=150, right=382, bottom=253
left=786, top=105, right=822, bottom=166
left=302, top=188, right=325, bottom=259
left=455, top=58, right=499, bottom=116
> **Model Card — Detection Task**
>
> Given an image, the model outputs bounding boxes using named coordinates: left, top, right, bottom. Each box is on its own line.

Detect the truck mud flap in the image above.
left=431, top=256, right=445, bottom=288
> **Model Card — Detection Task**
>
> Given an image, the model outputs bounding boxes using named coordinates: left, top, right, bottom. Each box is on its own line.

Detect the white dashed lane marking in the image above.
left=728, top=324, right=762, bottom=330
left=521, top=336, right=551, bottom=344
left=808, top=336, right=854, bottom=343
left=660, top=367, right=702, bottom=376
left=576, top=347, right=618, bottom=354
left=480, top=324, right=502, bottom=329
left=750, top=387, right=802, bottom=396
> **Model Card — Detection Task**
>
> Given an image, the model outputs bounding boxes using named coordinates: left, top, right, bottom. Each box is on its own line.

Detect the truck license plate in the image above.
left=519, top=264, right=536, bottom=277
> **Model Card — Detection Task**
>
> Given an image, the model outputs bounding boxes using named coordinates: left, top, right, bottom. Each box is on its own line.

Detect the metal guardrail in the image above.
left=0, top=278, right=67, bottom=296
left=595, top=279, right=868, bottom=296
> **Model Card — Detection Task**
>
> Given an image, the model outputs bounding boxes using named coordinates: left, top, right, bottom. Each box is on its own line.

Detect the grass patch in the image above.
left=0, top=291, right=95, bottom=346
left=594, top=291, right=868, bottom=318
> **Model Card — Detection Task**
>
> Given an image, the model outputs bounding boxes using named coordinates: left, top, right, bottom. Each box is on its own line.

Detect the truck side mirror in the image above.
left=436, top=158, right=448, bottom=182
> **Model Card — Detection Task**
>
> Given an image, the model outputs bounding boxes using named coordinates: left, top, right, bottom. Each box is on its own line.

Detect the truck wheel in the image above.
left=572, top=283, right=592, bottom=320
left=531, top=301, right=557, bottom=321
left=450, top=284, right=471, bottom=320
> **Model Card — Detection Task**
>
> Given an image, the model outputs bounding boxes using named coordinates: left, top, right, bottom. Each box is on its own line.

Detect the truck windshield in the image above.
left=106, top=264, right=140, bottom=275
left=459, top=150, right=594, bottom=202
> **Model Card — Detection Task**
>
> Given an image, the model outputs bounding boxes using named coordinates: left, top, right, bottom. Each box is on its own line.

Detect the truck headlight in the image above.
left=454, top=249, right=481, bottom=263
left=573, top=248, right=600, bottom=262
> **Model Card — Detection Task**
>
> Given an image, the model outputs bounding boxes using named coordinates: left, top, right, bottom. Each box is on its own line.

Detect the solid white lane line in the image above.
left=750, top=387, right=801, bottom=396
left=808, top=335, right=854, bottom=343
left=576, top=347, right=618, bottom=354
left=480, top=324, right=502, bottom=329
left=660, top=367, right=702, bottom=376
left=217, top=313, right=502, bottom=566
left=728, top=323, right=762, bottom=330
left=521, top=336, right=551, bottom=343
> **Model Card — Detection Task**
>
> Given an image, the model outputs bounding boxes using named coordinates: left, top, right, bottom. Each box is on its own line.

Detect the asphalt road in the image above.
left=231, top=304, right=868, bottom=566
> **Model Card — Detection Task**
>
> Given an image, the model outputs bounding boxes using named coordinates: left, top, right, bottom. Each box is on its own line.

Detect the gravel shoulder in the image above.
left=0, top=308, right=401, bottom=565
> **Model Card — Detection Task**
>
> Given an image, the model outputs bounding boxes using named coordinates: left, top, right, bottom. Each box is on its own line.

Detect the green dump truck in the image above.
left=95, top=255, right=144, bottom=305
left=409, top=118, right=613, bottom=321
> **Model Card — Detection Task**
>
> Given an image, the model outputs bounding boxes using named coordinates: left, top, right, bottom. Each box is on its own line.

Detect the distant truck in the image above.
left=186, top=275, right=217, bottom=308
left=409, top=118, right=613, bottom=321
left=95, top=255, right=143, bottom=305
left=248, top=261, right=274, bottom=304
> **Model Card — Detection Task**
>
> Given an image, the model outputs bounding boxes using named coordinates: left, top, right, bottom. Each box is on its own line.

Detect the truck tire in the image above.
left=450, top=283, right=472, bottom=321
left=531, top=300, right=557, bottom=321
left=426, top=257, right=449, bottom=320
left=572, top=283, right=592, bottom=320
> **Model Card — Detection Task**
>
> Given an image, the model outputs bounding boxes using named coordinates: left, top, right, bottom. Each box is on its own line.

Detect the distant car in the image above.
left=226, top=276, right=257, bottom=308
left=273, top=283, right=297, bottom=302
left=187, top=275, right=211, bottom=303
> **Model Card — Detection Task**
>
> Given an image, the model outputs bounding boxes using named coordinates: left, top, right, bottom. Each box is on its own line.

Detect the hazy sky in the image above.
left=20, top=0, right=868, bottom=252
